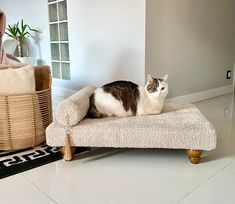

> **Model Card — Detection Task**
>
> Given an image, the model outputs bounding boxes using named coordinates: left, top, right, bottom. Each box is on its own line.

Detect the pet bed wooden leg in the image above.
left=61, top=115, right=76, bottom=161
left=187, top=150, right=203, bottom=164
left=60, top=146, right=76, bottom=161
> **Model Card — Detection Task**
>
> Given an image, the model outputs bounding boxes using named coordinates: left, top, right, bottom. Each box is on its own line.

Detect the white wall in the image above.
left=1, top=0, right=146, bottom=94
left=2, top=0, right=234, bottom=100
left=146, top=0, right=235, bottom=98
left=63, top=0, right=145, bottom=89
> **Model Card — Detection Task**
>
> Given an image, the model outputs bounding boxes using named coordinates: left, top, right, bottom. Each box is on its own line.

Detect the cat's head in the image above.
left=145, top=74, right=169, bottom=99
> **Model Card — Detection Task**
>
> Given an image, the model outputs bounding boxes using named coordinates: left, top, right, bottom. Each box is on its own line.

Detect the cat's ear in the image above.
left=163, top=74, right=168, bottom=82
left=147, top=74, right=153, bottom=83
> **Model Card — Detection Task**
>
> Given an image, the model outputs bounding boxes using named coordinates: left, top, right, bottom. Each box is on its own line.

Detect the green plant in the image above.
left=5, top=19, right=40, bottom=57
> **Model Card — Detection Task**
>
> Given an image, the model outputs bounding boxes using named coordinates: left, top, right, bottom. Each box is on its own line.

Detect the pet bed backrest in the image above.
left=56, top=86, right=96, bottom=126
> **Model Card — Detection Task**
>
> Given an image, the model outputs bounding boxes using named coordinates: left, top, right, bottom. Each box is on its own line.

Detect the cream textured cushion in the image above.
left=56, top=85, right=96, bottom=126
left=47, top=103, right=217, bottom=151
left=0, top=64, right=35, bottom=93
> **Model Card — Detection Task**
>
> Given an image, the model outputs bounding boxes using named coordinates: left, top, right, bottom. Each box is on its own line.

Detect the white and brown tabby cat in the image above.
left=87, top=74, right=169, bottom=118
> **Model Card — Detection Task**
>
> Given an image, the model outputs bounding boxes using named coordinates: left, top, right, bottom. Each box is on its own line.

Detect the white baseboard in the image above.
left=52, top=85, right=234, bottom=106
left=167, top=85, right=233, bottom=104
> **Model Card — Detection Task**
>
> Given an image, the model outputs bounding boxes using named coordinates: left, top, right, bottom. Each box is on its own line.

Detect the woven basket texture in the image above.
left=0, top=65, right=52, bottom=150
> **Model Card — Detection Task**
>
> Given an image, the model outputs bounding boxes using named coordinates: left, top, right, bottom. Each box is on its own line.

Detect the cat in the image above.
left=87, top=74, right=169, bottom=118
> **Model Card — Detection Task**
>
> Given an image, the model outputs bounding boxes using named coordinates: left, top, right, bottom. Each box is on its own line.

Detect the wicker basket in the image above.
left=0, top=65, right=52, bottom=150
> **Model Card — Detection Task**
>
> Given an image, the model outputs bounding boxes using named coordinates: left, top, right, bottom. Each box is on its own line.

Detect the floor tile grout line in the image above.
left=174, top=159, right=235, bottom=204
left=22, top=174, right=59, bottom=204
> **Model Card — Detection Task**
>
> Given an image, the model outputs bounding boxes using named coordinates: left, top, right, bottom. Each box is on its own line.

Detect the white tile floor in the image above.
left=1, top=94, right=235, bottom=204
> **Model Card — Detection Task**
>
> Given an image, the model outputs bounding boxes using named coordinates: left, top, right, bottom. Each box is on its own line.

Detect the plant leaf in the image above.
left=27, top=25, right=40, bottom=33
left=5, top=19, right=40, bottom=41
left=5, top=32, right=16, bottom=39
left=6, top=25, right=18, bottom=38
left=21, top=19, right=24, bottom=31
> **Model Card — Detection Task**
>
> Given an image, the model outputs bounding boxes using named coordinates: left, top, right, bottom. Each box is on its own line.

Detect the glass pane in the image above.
left=60, top=43, right=70, bottom=61
left=49, top=3, right=58, bottom=22
left=48, top=0, right=56, bottom=2
left=51, top=43, right=60, bottom=60
left=58, top=1, right=67, bottom=21
left=61, top=63, right=70, bottom=80
left=59, top=22, right=68, bottom=41
left=52, top=62, right=61, bottom=78
left=50, top=24, right=59, bottom=41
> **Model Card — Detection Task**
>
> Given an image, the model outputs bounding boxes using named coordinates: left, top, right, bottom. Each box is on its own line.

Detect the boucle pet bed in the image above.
left=46, top=86, right=217, bottom=164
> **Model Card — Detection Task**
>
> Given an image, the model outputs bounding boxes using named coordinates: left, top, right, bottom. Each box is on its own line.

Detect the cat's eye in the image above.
left=161, top=87, right=165, bottom=90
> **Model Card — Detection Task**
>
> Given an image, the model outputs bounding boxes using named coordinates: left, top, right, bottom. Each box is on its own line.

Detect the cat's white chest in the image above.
left=137, top=88, right=165, bottom=116
left=146, top=100, right=164, bottom=114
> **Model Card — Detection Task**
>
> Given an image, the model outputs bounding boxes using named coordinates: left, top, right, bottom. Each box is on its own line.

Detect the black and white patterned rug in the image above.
left=0, top=144, right=89, bottom=179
